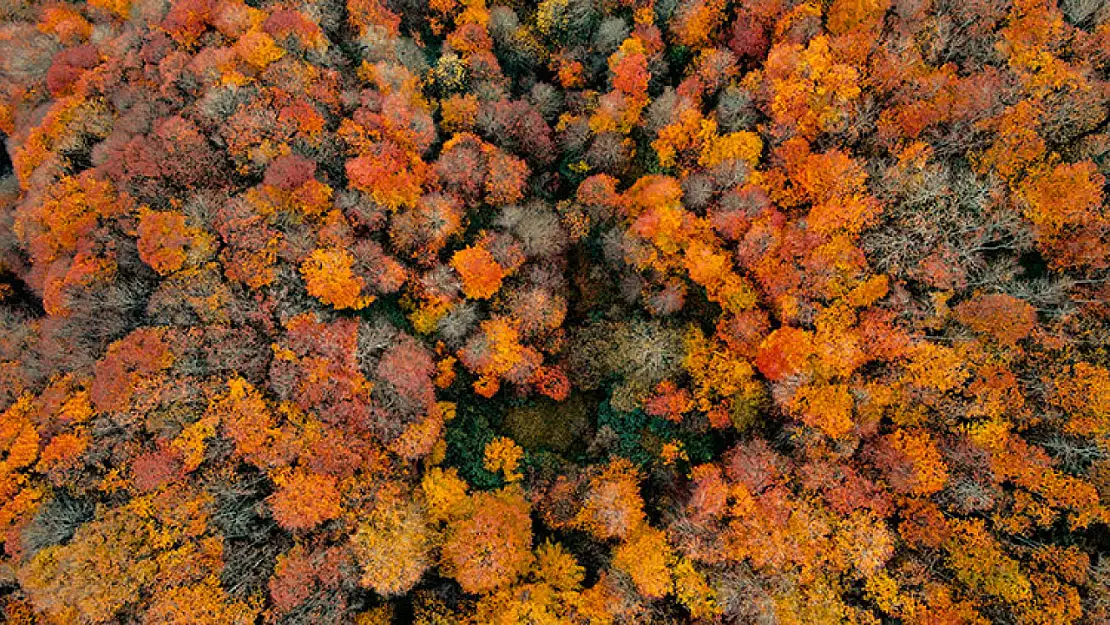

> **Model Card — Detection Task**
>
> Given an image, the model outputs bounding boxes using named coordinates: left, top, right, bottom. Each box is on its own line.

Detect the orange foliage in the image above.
left=143, top=576, right=258, bottom=625
left=575, top=458, right=645, bottom=540
left=346, top=145, right=426, bottom=210
left=955, top=294, right=1037, bottom=346
left=17, top=173, right=124, bottom=269
left=755, top=326, right=814, bottom=382
left=790, top=382, right=855, bottom=439
left=39, top=6, right=92, bottom=43
left=1053, top=363, right=1110, bottom=442
left=885, top=429, right=949, bottom=496
left=451, top=245, right=507, bottom=300
left=136, top=209, right=213, bottom=275
left=974, top=102, right=1047, bottom=181
left=762, top=36, right=862, bottom=139
left=234, top=30, right=285, bottom=70
left=209, top=378, right=293, bottom=469
left=904, top=342, right=969, bottom=393
left=827, top=0, right=889, bottom=35
left=268, top=469, right=342, bottom=531
left=1019, top=161, right=1107, bottom=268
left=672, top=0, right=726, bottom=49
left=485, top=151, right=529, bottom=206
left=300, top=248, right=372, bottom=310
left=442, top=488, right=534, bottom=594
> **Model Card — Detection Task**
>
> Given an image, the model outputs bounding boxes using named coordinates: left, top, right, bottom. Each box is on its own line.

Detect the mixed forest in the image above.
left=1, top=0, right=1110, bottom=622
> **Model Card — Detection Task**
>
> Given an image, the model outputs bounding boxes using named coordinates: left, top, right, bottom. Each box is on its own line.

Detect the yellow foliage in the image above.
left=612, top=525, right=673, bottom=599
left=352, top=496, right=435, bottom=596
left=699, top=131, right=763, bottom=169
left=534, top=541, right=584, bottom=591
left=440, top=94, right=480, bottom=133
left=791, top=382, right=855, bottom=439
left=904, top=342, right=969, bottom=393
left=171, top=414, right=218, bottom=473
left=673, top=558, right=719, bottom=619
left=946, top=519, right=1032, bottom=606
left=421, top=466, right=471, bottom=522
left=484, top=436, right=525, bottom=482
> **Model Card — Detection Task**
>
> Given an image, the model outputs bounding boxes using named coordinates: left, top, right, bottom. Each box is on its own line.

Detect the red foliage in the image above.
left=377, top=335, right=435, bottom=405
left=132, top=448, right=185, bottom=492
left=754, top=326, right=813, bottom=381
left=532, top=366, right=571, bottom=401
left=46, top=45, right=99, bottom=97
left=89, top=328, right=174, bottom=413
left=263, top=154, right=317, bottom=191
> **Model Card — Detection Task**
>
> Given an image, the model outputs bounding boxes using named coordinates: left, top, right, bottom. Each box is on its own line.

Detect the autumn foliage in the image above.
left=0, top=0, right=1109, bottom=623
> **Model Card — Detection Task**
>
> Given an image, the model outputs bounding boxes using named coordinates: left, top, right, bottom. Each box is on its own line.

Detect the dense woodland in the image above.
left=0, top=0, right=1109, bottom=622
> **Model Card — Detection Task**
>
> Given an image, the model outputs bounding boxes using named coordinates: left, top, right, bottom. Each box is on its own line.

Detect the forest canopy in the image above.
left=1, top=0, right=1110, bottom=623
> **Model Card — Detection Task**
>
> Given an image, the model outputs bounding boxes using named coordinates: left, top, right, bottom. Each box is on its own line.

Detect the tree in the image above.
left=612, top=524, right=673, bottom=599
left=1018, top=160, right=1107, bottom=269
left=458, top=317, right=538, bottom=398
left=451, top=245, right=508, bottom=300
left=142, top=576, right=258, bottom=625
left=136, top=209, right=214, bottom=276
left=574, top=457, right=645, bottom=540
left=874, top=429, right=949, bottom=496
left=789, top=382, right=855, bottom=439
left=20, top=507, right=158, bottom=624
left=351, top=493, right=435, bottom=596
left=300, top=248, right=373, bottom=310
left=441, top=487, right=533, bottom=594
left=346, top=143, right=427, bottom=211
left=484, top=150, right=529, bottom=206
left=945, top=519, right=1032, bottom=606
left=954, top=294, right=1037, bottom=346
left=754, top=327, right=814, bottom=382
left=210, top=377, right=294, bottom=470
left=267, top=469, right=342, bottom=531
left=483, top=436, right=524, bottom=483
left=761, top=36, right=862, bottom=140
